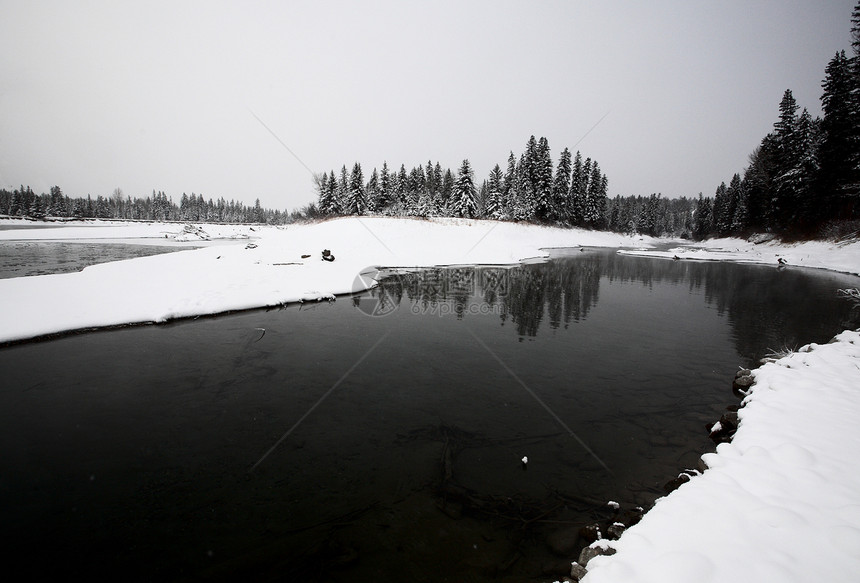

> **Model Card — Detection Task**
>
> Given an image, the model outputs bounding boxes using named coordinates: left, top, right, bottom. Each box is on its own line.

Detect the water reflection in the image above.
left=365, top=250, right=860, bottom=364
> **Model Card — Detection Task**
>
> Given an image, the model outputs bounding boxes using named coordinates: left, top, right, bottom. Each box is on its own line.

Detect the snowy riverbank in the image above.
left=0, top=217, right=651, bottom=344
left=619, top=236, right=860, bottom=276
left=578, top=329, right=860, bottom=583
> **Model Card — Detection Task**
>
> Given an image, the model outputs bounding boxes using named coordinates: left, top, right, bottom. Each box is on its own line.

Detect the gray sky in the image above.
left=1, top=0, right=856, bottom=211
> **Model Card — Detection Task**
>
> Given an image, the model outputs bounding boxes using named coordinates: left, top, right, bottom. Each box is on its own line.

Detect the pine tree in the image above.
left=317, top=172, right=337, bottom=215
left=533, top=137, right=554, bottom=220
left=568, top=151, right=585, bottom=226
left=820, top=49, right=860, bottom=221
left=452, top=159, right=478, bottom=218
left=551, top=147, right=572, bottom=222
left=584, top=161, right=606, bottom=227
left=502, top=152, right=518, bottom=217
left=485, top=164, right=505, bottom=220
left=731, top=173, right=750, bottom=233
left=346, top=162, right=367, bottom=215
left=379, top=162, right=392, bottom=210
left=366, top=167, right=379, bottom=212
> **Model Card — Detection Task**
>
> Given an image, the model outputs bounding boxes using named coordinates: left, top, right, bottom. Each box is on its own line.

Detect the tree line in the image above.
left=693, top=2, right=860, bottom=240
left=315, top=135, right=610, bottom=228
left=0, top=186, right=292, bottom=224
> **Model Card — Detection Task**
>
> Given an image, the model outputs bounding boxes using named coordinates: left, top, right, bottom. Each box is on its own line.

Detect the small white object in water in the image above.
left=521, top=456, right=528, bottom=465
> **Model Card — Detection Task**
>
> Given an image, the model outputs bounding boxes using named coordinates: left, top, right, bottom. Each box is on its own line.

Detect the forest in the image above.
left=0, top=186, right=291, bottom=225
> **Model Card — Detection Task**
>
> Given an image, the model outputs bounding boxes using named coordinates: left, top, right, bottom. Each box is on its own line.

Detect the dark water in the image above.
left=0, top=241, right=194, bottom=278
left=0, top=250, right=857, bottom=582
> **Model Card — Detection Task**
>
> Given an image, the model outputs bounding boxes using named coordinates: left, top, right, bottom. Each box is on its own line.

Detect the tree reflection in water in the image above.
left=367, top=249, right=860, bottom=365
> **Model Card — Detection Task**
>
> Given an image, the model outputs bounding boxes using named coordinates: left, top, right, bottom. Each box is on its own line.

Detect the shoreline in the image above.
left=573, top=330, right=860, bottom=583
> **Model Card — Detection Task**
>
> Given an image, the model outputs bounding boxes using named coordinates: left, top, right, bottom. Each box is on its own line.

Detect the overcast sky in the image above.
left=1, top=0, right=856, bottom=211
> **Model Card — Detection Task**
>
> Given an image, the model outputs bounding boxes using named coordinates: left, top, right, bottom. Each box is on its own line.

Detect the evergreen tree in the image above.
left=533, top=136, right=554, bottom=220
left=551, top=147, right=572, bottom=222
left=485, top=164, right=505, bottom=220
left=338, top=165, right=349, bottom=211
left=693, top=194, right=713, bottom=240
left=730, top=173, right=750, bottom=233
left=819, top=49, right=860, bottom=221
left=502, top=152, right=518, bottom=217
left=584, top=161, right=606, bottom=227
left=568, top=151, right=585, bottom=225
left=379, top=162, right=392, bottom=209
left=366, top=167, right=379, bottom=212
left=452, top=159, right=478, bottom=218
left=346, top=162, right=367, bottom=215
left=317, top=172, right=338, bottom=215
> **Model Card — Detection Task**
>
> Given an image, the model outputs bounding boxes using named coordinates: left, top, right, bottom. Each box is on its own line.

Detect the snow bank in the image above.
left=581, top=330, right=860, bottom=583
left=619, top=236, right=860, bottom=276
left=0, top=219, right=258, bottom=243
left=0, top=217, right=651, bottom=344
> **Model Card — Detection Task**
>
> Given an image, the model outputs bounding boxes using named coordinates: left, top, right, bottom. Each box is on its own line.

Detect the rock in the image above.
left=578, top=542, right=616, bottom=567
left=546, top=527, right=581, bottom=557
left=720, top=410, right=739, bottom=431
left=570, top=561, right=588, bottom=581
left=663, top=472, right=690, bottom=493
left=732, top=374, right=754, bottom=396
left=607, top=522, right=626, bottom=540
left=578, top=523, right=602, bottom=544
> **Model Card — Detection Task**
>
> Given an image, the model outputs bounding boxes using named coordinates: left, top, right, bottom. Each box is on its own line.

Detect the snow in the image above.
left=618, top=236, right=860, bottom=276
left=0, top=216, right=651, bottom=344
left=580, top=330, right=860, bottom=583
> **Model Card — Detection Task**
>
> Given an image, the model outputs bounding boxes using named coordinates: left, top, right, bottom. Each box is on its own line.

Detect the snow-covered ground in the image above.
left=0, top=217, right=651, bottom=344
left=3, top=218, right=860, bottom=582
left=619, top=236, right=860, bottom=276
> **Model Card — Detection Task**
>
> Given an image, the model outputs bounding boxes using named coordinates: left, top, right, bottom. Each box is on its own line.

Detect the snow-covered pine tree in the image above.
left=584, top=160, right=605, bottom=227
left=440, top=169, right=455, bottom=213
left=485, top=164, right=505, bottom=220
left=502, top=152, right=518, bottom=217
left=317, top=172, right=338, bottom=215
left=366, top=167, right=379, bottom=213
left=711, top=182, right=727, bottom=234
left=820, top=49, right=860, bottom=221
left=398, top=165, right=410, bottom=206
left=533, top=137, right=554, bottom=221
left=730, top=173, right=749, bottom=233
left=338, top=165, right=349, bottom=211
left=568, top=151, right=585, bottom=226
left=452, top=159, right=478, bottom=218
left=551, top=147, right=572, bottom=222
left=345, top=162, right=367, bottom=215
left=379, top=162, right=391, bottom=210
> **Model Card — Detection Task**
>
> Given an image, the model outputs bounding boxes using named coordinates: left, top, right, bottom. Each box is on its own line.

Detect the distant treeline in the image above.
left=314, top=136, right=704, bottom=237
left=316, top=135, right=610, bottom=227
left=0, top=187, right=294, bottom=224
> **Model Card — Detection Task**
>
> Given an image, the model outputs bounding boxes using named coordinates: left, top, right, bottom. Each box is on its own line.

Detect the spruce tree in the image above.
left=533, top=137, right=554, bottom=220
left=379, top=162, right=391, bottom=209
left=551, top=147, right=572, bottom=222
left=452, top=159, right=478, bottom=218
left=568, top=151, right=585, bottom=226
left=820, top=49, right=860, bottom=221
left=485, top=164, right=505, bottom=220
left=346, top=162, right=367, bottom=215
